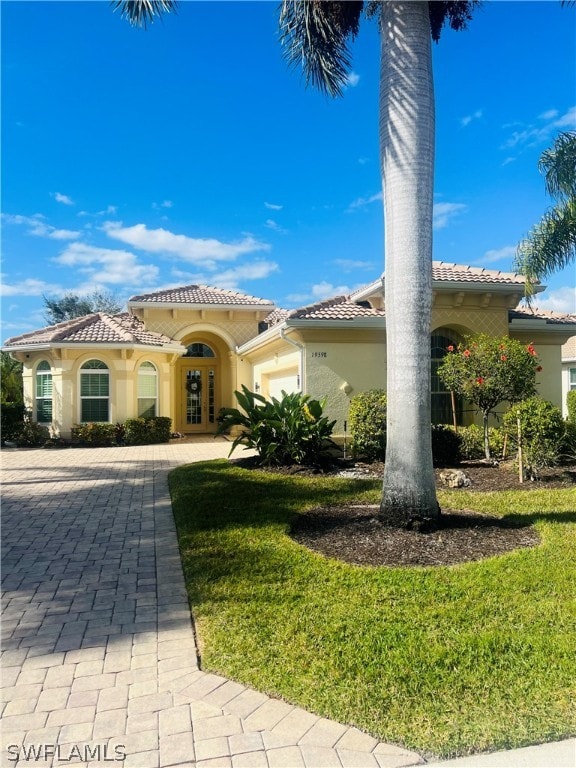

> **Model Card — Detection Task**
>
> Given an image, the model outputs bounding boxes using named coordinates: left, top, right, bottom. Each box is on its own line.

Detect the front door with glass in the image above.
left=182, top=366, right=216, bottom=432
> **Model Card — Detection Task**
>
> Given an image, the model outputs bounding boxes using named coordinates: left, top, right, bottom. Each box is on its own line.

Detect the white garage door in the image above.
left=267, top=372, right=299, bottom=400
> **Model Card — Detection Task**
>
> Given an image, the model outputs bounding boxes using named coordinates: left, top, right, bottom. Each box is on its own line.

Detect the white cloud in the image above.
left=345, top=71, right=360, bottom=88
left=477, top=245, right=517, bottom=265
left=502, top=105, right=576, bottom=150
left=534, top=286, right=576, bottom=315
left=332, top=258, right=374, bottom=272
left=347, top=191, right=382, bottom=212
left=170, top=260, right=279, bottom=290
left=153, top=200, right=173, bottom=210
left=264, top=202, right=283, bottom=211
left=54, top=242, right=159, bottom=286
left=53, top=192, right=74, bottom=206
left=538, top=109, right=558, bottom=121
left=2, top=213, right=80, bottom=240
left=0, top=276, right=62, bottom=297
left=264, top=219, right=288, bottom=234
left=357, top=157, right=370, bottom=165
left=460, top=109, right=483, bottom=127
left=311, top=281, right=351, bottom=299
left=103, top=222, right=270, bottom=264
left=433, top=202, right=467, bottom=230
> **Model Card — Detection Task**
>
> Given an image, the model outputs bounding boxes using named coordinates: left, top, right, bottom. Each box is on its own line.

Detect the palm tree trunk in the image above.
left=379, top=1, right=439, bottom=529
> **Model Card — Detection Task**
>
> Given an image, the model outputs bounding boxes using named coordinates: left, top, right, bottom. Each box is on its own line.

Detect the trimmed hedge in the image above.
left=123, top=417, right=172, bottom=445
left=567, top=390, right=576, bottom=425
left=1, top=402, right=27, bottom=443
left=349, top=390, right=387, bottom=461
left=72, top=422, right=117, bottom=446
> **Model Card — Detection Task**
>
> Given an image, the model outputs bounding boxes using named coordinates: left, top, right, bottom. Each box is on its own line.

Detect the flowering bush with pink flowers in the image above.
left=438, top=334, right=541, bottom=460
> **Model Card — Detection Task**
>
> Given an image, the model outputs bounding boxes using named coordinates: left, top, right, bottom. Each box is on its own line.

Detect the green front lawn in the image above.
left=169, top=460, right=576, bottom=759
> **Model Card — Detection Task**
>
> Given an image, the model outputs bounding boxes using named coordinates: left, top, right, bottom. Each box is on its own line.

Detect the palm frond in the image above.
left=278, top=1, right=363, bottom=98
left=516, top=198, right=576, bottom=286
left=111, top=0, right=176, bottom=28
left=538, top=131, right=576, bottom=201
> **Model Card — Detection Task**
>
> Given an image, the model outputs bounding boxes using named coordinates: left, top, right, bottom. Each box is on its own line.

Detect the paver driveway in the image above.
left=1, top=440, right=423, bottom=768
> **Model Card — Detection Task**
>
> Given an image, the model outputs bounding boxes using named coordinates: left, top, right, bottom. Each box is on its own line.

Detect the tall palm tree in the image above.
left=515, top=131, right=576, bottom=295
left=280, top=1, right=477, bottom=529
left=113, top=0, right=478, bottom=529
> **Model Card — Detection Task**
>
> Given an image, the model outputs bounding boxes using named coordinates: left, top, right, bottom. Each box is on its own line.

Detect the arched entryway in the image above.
left=431, top=328, right=464, bottom=426
left=175, top=337, right=227, bottom=434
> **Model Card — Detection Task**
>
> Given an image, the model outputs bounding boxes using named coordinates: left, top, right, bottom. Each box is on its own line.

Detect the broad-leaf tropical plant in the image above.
left=515, top=131, right=576, bottom=296
left=114, top=0, right=479, bottom=529
left=216, top=385, right=336, bottom=466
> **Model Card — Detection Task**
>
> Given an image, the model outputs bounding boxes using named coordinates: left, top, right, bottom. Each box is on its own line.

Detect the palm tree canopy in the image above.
left=279, top=1, right=481, bottom=97
left=516, top=131, right=576, bottom=287
left=111, top=0, right=176, bottom=28
left=538, top=130, right=576, bottom=201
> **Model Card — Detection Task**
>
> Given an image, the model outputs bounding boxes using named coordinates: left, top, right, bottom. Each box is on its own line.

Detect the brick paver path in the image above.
left=1, top=441, right=423, bottom=768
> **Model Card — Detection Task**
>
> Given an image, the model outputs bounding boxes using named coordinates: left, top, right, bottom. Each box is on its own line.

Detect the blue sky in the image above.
left=2, top=0, right=575, bottom=341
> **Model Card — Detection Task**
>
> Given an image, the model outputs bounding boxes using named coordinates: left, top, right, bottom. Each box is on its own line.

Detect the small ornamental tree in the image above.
left=438, top=334, right=541, bottom=460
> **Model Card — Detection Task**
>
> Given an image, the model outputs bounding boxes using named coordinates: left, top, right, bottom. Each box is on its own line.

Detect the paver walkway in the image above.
left=1, top=440, right=423, bottom=768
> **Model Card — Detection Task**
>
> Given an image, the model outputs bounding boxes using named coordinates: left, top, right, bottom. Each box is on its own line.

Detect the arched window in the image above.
left=80, top=360, right=109, bottom=422
left=36, top=361, right=53, bottom=423
left=431, top=330, right=463, bottom=425
left=184, top=343, right=216, bottom=358
left=137, top=362, right=158, bottom=418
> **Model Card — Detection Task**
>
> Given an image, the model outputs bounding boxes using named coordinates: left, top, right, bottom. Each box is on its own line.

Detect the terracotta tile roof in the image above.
left=129, top=284, right=275, bottom=307
left=262, top=308, right=291, bottom=327
left=509, top=308, right=576, bottom=325
left=4, top=313, right=180, bottom=348
left=288, top=295, right=384, bottom=321
left=431, top=261, right=526, bottom=285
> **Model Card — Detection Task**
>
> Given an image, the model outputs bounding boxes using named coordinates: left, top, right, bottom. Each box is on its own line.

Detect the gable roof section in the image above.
left=431, top=262, right=528, bottom=286
left=288, top=295, right=384, bottom=322
left=350, top=262, right=532, bottom=304
left=3, top=313, right=181, bottom=350
left=129, top=284, right=275, bottom=309
left=509, top=308, right=576, bottom=326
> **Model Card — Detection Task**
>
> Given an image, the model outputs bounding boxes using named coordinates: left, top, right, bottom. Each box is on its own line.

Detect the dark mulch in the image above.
left=231, top=456, right=575, bottom=567
left=290, top=504, right=540, bottom=567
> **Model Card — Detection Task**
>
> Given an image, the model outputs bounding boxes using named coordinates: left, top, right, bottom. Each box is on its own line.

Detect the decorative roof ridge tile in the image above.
left=97, top=313, right=134, bottom=342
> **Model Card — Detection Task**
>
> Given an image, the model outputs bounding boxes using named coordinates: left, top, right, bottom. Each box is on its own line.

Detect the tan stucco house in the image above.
left=4, top=262, right=576, bottom=439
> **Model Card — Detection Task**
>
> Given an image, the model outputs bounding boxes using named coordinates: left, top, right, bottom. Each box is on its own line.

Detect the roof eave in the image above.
left=430, top=280, right=533, bottom=294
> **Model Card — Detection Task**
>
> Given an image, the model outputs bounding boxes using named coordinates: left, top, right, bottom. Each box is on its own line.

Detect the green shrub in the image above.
left=72, top=422, right=117, bottom=446
left=560, top=421, right=576, bottom=462
left=431, top=424, right=462, bottom=466
left=458, top=424, right=507, bottom=460
left=503, top=397, right=566, bottom=478
left=1, top=402, right=27, bottom=443
left=216, top=386, right=336, bottom=466
left=15, top=420, right=50, bottom=447
left=348, top=390, right=387, bottom=460
left=567, top=390, right=576, bottom=424
left=123, top=416, right=172, bottom=445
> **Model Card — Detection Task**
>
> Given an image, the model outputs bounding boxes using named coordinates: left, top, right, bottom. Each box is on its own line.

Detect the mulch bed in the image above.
left=231, top=456, right=575, bottom=567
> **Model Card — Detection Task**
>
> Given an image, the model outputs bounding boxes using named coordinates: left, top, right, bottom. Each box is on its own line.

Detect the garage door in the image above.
left=267, top=372, right=299, bottom=400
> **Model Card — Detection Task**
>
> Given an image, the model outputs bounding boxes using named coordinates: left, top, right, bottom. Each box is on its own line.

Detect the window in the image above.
left=36, top=361, right=53, bottom=423
left=570, top=368, right=576, bottom=391
left=137, top=362, right=158, bottom=418
left=431, top=330, right=463, bottom=425
left=80, top=360, right=109, bottom=422
left=184, top=343, right=215, bottom=358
